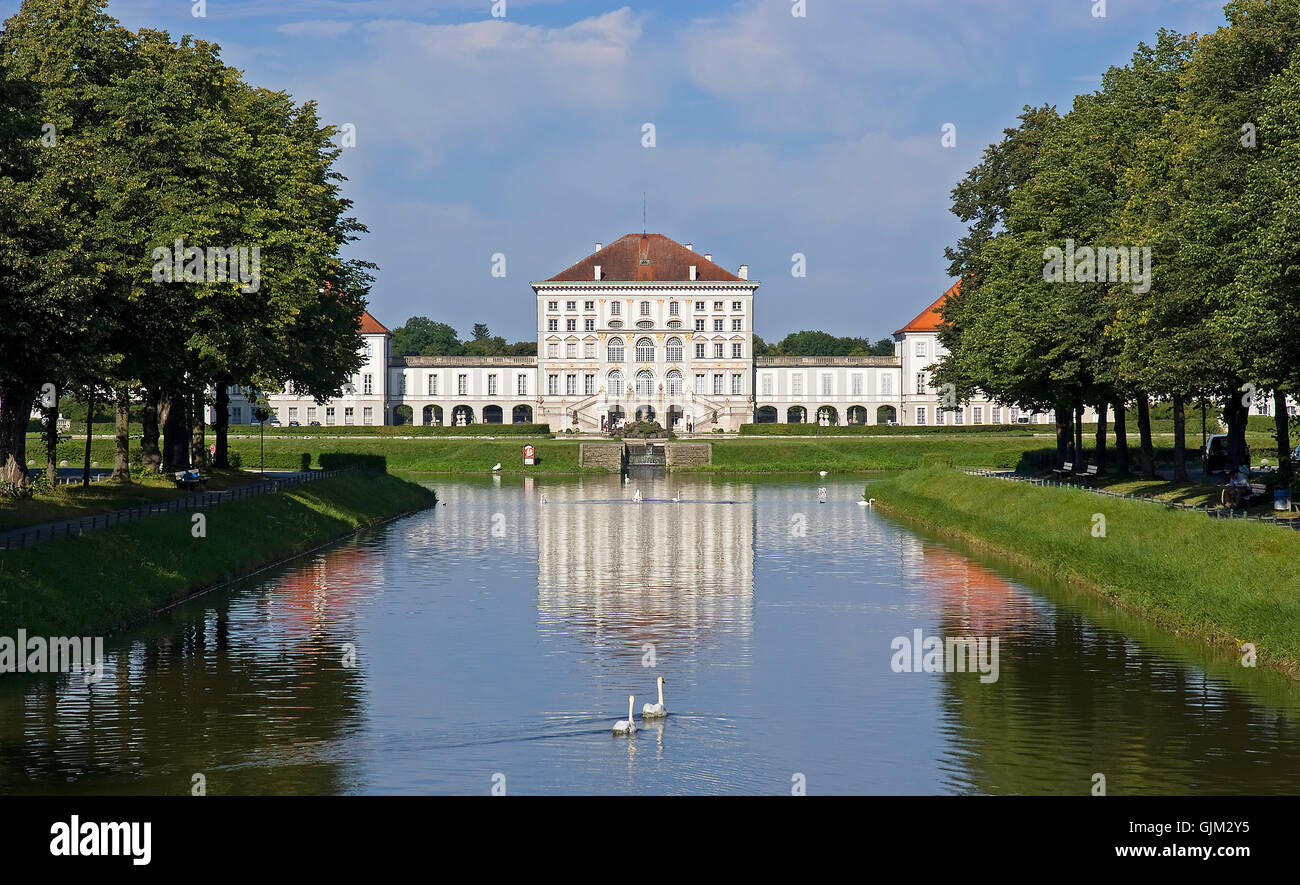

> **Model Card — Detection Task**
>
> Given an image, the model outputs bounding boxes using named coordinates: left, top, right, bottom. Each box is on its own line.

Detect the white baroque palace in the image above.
left=223, top=234, right=1070, bottom=432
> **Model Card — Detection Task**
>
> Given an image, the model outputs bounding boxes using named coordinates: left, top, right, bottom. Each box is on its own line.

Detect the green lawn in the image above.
left=869, top=467, right=1300, bottom=671
left=0, top=471, right=437, bottom=636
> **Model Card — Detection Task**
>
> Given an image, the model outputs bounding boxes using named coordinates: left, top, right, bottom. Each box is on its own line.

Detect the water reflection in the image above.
left=1, top=475, right=1298, bottom=795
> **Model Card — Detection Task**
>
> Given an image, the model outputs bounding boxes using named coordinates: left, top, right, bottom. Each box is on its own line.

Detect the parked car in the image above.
left=1203, top=434, right=1251, bottom=475
left=309, top=420, right=321, bottom=427
left=288, top=420, right=300, bottom=427
left=268, top=417, right=282, bottom=428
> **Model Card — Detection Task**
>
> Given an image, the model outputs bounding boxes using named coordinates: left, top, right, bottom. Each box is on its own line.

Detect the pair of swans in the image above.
left=612, top=677, right=668, bottom=735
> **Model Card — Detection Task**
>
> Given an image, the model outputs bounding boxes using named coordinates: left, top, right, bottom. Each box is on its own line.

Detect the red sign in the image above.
left=523, top=445, right=535, bottom=466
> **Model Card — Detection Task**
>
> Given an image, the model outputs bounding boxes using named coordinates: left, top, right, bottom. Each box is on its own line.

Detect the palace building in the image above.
left=227, top=233, right=1062, bottom=432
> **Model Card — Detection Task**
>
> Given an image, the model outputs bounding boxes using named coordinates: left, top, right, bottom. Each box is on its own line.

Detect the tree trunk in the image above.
left=1173, top=395, right=1188, bottom=481
left=1276, top=390, right=1292, bottom=481
left=112, top=386, right=131, bottom=483
left=1074, top=402, right=1084, bottom=466
left=1094, top=401, right=1109, bottom=472
left=141, top=388, right=161, bottom=473
left=214, top=375, right=230, bottom=469
left=1137, top=392, right=1156, bottom=478
left=1222, top=385, right=1250, bottom=473
left=1114, top=399, right=1129, bottom=475
left=1055, top=410, right=1070, bottom=470
left=160, top=390, right=190, bottom=472
left=82, top=389, right=95, bottom=487
left=0, top=381, right=35, bottom=496
left=190, top=388, right=207, bottom=470
left=42, top=381, right=60, bottom=486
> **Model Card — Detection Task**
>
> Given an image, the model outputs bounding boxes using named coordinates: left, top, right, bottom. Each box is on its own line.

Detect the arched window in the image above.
left=607, top=369, right=624, bottom=398
left=635, top=337, right=655, bottom=362
left=666, top=337, right=683, bottom=362
left=607, top=337, right=624, bottom=362
left=636, top=370, right=654, bottom=396
left=666, top=370, right=683, bottom=396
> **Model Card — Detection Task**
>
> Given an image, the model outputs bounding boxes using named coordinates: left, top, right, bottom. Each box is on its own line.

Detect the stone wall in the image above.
left=579, top=442, right=625, bottom=470
left=665, top=442, right=712, bottom=466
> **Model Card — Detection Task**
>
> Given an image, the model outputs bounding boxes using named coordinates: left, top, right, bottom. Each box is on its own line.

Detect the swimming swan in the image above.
left=642, top=677, right=667, bottom=718
left=633, top=488, right=643, bottom=503
left=492, top=463, right=502, bottom=472
left=613, top=695, right=637, bottom=735
left=819, top=470, right=828, bottom=477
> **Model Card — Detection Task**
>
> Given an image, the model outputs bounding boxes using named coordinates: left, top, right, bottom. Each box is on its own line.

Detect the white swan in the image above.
left=642, top=676, right=667, bottom=718
left=817, top=487, right=827, bottom=503
left=633, top=488, right=643, bottom=503
left=671, top=492, right=680, bottom=503
left=491, top=463, right=502, bottom=472
left=540, top=493, right=549, bottom=504
left=612, top=694, right=637, bottom=735
left=819, top=470, right=828, bottom=477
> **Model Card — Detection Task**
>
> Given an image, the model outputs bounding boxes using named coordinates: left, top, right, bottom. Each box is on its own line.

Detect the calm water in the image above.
left=3, top=473, right=1299, bottom=795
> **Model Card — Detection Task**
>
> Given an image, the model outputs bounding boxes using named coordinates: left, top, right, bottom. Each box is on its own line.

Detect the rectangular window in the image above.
left=881, top=374, right=892, bottom=395
left=732, top=319, right=742, bottom=331
left=695, top=342, right=705, bottom=359
left=458, top=374, right=468, bottom=396
left=792, top=375, right=803, bottom=396
left=584, top=374, right=595, bottom=395
left=761, top=374, right=773, bottom=396
left=732, top=301, right=742, bottom=311
left=517, top=375, right=528, bottom=396
left=916, top=407, right=927, bottom=425
left=935, top=409, right=945, bottom=426
left=547, top=375, right=558, bottom=395
left=973, top=406, right=983, bottom=424
left=488, top=374, right=498, bottom=396
left=992, top=406, right=1002, bottom=423
left=307, top=407, right=316, bottom=423
left=584, top=342, right=596, bottom=359
left=363, top=407, right=373, bottom=425
left=610, top=301, right=621, bottom=316
left=732, top=342, right=742, bottom=358
left=325, top=407, right=335, bottom=425
left=344, top=407, right=355, bottom=425
left=584, top=319, right=595, bottom=332
left=714, top=301, right=723, bottom=310
left=695, top=319, right=705, bottom=331
left=714, top=343, right=723, bottom=358
left=566, top=319, right=576, bottom=332
left=566, top=300, right=576, bottom=311
left=584, top=300, right=594, bottom=311
left=669, top=302, right=680, bottom=316
left=288, top=407, right=298, bottom=422
left=363, top=374, right=373, bottom=395
left=548, top=319, right=558, bottom=332
left=547, top=301, right=558, bottom=310
left=821, top=375, right=832, bottom=396
left=916, top=372, right=926, bottom=394
left=851, top=374, right=863, bottom=396
left=547, top=343, right=558, bottom=358
left=954, top=408, right=964, bottom=425
left=713, top=319, right=723, bottom=332
left=428, top=375, right=438, bottom=396
left=232, top=406, right=243, bottom=423
left=566, top=374, right=576, bottom=396
left=916, top=340, right=927, bottom=357
left=566, top=342, right=577, bottom=358
left=695, top=301, right=705, bottom=310
left=713, top=374, right=723, bottom=395
left=640, top=301, right=651, bottom=316
left=695, top=373, right=705, bottom=392
left=731, top=374, right=742, bottom=395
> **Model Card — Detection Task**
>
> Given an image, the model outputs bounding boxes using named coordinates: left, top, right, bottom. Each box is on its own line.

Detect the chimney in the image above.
left=685, top=243, right=693, bottom=252
left=594, top=265, right=601, bottom=281
left=738, top=264, right=748, bottom=280
left=704, top=253, right=712, bottom=263
left=689, top=265, right=697, bottom=281
left=595, top=243, right=602, bottom=252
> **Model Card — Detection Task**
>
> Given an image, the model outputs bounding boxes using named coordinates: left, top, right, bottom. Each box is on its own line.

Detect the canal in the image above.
left=2, top=474, right=1298, bottom=795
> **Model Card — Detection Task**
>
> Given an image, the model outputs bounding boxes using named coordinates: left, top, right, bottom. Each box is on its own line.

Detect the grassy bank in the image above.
left=0, top=471, right=436, bottom=636
left=868, top=467, right=1300, bottom=670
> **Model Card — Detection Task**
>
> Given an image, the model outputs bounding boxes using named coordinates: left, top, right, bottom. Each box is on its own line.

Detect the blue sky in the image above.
left=4, top=0, right=1233, bottom=341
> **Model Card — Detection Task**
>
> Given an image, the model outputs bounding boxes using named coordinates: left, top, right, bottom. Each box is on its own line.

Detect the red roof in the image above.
left=359, top=310, right=390, bottom=335
left=546, top=234, right=742, bottom=283
left=896, top=279, right=960, bottom=334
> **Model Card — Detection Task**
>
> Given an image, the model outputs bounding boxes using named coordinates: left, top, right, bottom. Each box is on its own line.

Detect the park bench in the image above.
left=1052, top=461, right=1073, bottom=480
left=1075, top=464, right=1100, bottom=486
left=172, top=469, right=208, bottom=491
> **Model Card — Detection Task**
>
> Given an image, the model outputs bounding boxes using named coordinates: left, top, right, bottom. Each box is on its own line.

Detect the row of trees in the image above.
left=390, top=319, right=536, bottom=357
left=753, top=331, right=895, bottom=358
left=0, top=0, right=373, bottom=496
left=937, top=0, right=1300, bottom=479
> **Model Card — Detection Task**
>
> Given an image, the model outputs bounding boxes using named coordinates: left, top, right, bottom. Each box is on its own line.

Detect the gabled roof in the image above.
left=545, top=233, right=742, bottom=283
left=895, top=279, right=960, bottom=335
left=359, top=310, right=390, bottom=335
